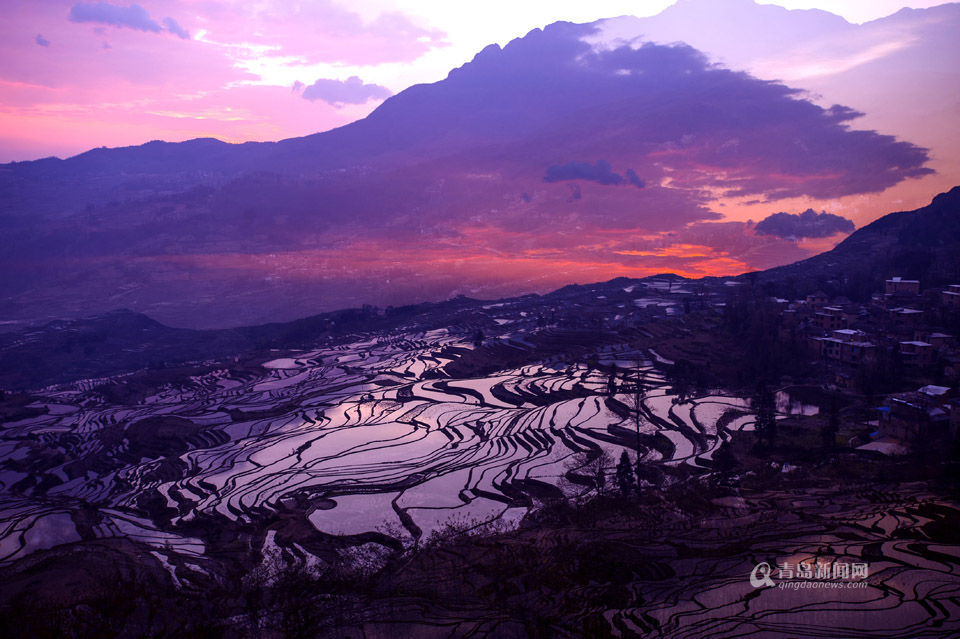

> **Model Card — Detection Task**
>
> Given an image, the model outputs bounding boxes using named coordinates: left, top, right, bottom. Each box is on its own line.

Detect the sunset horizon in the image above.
left=3, top=1, right=958, bottom=324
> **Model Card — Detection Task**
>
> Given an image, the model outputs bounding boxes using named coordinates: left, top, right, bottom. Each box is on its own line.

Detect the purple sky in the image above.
left=1, top=0, right=956, bottom=309
left=0, top=1, right=949, bottom=163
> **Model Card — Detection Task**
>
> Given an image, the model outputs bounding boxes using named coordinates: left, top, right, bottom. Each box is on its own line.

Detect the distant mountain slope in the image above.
left=0, top=309, right=252, bottom=391
left=0, top=298, right=492, bottom=390
left=755, top=186, right=960, bottom=295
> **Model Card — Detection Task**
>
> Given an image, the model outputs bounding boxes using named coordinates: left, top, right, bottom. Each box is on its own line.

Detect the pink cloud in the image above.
left=0, top=1, right=446, bottom=161
left=193, top=1, right=447, bottom=65
left=0, top=81, right=377, bottom=161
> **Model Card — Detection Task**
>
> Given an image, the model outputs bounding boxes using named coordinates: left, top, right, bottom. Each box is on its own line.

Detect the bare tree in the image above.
left=622, top=355, right=647, bottom=467
left=562, top=450, right=613, bottom=498
left=820, top=393, right=840, bottom=451
left=606, top=363, right=619, bottom=397
left=752, top=382, right=778, bottom=449
left=615, top=450, right=635, bottom=495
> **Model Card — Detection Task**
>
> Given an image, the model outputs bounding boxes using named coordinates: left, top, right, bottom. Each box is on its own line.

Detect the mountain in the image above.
left=5, top=1, right=955, bottom=216
left=0, top=309, right=252, bottom=391
left=755, top=185, right=960, bottom=295
left=0, top=299, right=490, bottom=390
left=0, top=2, right=955, bottom=330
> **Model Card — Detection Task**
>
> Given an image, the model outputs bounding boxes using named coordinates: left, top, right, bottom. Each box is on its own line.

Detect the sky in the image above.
left=0, top=0, right=949, bottom=164
left=0, top=0, right=957, bottom=319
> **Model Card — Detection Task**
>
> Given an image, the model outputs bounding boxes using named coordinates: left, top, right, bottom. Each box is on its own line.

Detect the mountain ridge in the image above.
left=4, top=3, right=955, bottom=213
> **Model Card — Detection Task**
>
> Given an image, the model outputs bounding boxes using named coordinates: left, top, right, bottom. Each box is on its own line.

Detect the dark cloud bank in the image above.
left=430, top=21, right=934, bottom=206
left=754, top=209, right=856, bottom=239
left=68, top=2, right=190, bottom=39
left=543, top=160, right=645, bottom=188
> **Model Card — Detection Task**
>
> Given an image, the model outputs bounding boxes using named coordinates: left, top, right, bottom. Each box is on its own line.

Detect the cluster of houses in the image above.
left=860, top=384, right=960, bottom=455
left=777, top=277, right=960, bottom=452
left=778, top=278, right=960, bottom=377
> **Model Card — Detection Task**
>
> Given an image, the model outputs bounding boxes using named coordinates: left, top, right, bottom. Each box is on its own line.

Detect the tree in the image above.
left=714, top=440, right=738, bottom=484
left=636, top=456, right=663, bottom=490
left=273, top=562, right=325, bottom=639
left=856, top=347, right=905, bottom=397
left=624, top=357, right=646, bottom=461
left=695, top=282, right=708, bottom=310
left=668, top=359, right=699, bottom=402
left=564, top=451, right=613, bottom=498
left=752, top=382, right=778, bottom=449
left=586, top=452, right=611, bottom=497
left=473, top=328, right=485, bottom=347
left=586, top=353, right=600, bottom=371
left=821, top=394, right=840, bottom=450
left=615, top=451, right=635, bottom=495
left=607, top=364, right=619, bottom=397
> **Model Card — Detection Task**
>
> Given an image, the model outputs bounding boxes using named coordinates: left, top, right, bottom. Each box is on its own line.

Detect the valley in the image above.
left=0, top=298, right=744, bottom=564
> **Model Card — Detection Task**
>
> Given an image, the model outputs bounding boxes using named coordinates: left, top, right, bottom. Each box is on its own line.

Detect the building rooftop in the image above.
left=857, top=436, right=907, bottom=456
left=888, top=277, right=920, bottom=284
left=918, top=385, right=951, bottom=396
left=817, top=337, right=874, bottom=347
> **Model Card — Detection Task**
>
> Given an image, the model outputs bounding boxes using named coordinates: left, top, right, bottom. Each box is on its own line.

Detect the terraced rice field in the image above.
left=0, top=326, right=751, bottom=564
left=3, top=322, right=960, bottom=638
left=344, top=484, right=960, bottom=639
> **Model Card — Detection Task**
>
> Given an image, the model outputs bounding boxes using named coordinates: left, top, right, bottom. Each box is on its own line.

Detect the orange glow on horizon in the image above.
left=69, top=234, right=752, bottom=293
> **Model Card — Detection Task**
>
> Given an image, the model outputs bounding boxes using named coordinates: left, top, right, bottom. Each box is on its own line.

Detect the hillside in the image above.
left=755, top=185, right=960, bottom=297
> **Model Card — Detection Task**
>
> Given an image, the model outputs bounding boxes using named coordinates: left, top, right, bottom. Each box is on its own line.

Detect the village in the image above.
left=775, top=277, right=960, bottom=455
